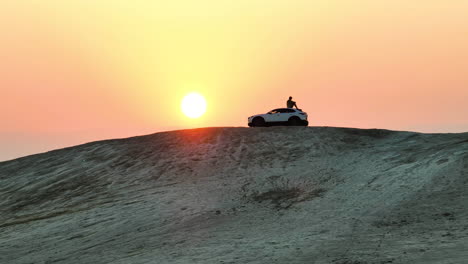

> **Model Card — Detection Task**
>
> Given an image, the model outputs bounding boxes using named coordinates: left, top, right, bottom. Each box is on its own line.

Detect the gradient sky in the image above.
left=1, top=0, right=468, bottom=161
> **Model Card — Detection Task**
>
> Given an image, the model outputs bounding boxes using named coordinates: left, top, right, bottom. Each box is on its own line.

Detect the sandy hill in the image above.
left=1, top=127, right=467, bottom=264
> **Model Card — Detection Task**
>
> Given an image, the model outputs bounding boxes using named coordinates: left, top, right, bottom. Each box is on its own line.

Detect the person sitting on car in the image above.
left=287, top=96, right=299, bottom=109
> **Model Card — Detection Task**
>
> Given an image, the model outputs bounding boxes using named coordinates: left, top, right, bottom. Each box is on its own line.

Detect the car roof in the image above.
left=271, top=108, right=300, bottom=112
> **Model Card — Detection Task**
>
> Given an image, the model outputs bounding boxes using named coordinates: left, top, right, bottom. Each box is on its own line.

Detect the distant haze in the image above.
left=1, top=1, right=468, bottom=161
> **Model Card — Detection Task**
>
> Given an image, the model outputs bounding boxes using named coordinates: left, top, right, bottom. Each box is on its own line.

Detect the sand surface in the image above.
left=1, top=127, right=467, bottom=264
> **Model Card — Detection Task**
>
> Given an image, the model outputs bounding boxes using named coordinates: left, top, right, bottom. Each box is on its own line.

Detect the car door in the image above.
left=270, top=110, right=283, bottom=122
left=262, top=110, right=273, bottom=122
left=277, top=109, right=294, bottom=122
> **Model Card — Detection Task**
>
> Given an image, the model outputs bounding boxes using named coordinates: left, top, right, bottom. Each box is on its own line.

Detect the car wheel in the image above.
left=288, top=116, right=301, bottom=126
left=252, top=117, right=266, bottom=127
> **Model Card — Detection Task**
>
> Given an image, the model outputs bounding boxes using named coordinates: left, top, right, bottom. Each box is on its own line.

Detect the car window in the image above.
left=277, top=108, right=295, bottom=113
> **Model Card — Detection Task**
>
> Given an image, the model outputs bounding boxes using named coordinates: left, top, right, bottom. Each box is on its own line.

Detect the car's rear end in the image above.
left=296, top=109, right=309, bottom=126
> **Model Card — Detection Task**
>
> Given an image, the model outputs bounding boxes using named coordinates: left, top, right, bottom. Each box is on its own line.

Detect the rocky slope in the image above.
left=1, top=127, right=467, bottom=264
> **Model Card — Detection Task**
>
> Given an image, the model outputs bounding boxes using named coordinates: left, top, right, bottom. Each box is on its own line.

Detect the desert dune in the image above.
left=1, top=127, right=467, bottom=264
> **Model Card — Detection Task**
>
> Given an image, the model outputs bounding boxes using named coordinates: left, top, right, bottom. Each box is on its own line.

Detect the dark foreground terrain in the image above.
left=1, top=127, right=467, bottom=264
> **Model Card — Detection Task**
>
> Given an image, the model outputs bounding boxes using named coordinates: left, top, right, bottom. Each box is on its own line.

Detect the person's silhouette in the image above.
left=287, top=96, right=299, bottom=109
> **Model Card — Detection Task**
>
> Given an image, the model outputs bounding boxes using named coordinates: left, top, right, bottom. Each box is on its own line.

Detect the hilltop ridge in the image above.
left=1, top=127, right=467, bottom=264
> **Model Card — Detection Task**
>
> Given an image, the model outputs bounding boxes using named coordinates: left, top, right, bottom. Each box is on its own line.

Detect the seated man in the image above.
left=287, top=96, right=299, bottom=109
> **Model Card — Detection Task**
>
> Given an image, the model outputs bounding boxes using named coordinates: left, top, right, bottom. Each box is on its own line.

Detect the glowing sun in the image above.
left=181, top=92, right=207, bottom=118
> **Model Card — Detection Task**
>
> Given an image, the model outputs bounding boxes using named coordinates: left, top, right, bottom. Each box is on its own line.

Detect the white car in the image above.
left=248, top=108, right=308, bottom=127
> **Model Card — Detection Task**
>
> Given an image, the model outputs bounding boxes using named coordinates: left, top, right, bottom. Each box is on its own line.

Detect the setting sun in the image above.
left=181, top=93, right=207, bottom=119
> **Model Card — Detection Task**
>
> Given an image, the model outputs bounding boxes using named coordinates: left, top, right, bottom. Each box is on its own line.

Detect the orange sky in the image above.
left=1, top=0, right=468, bottom=161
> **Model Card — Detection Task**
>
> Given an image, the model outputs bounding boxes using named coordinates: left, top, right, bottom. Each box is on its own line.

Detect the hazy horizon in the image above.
left=2, top=125, right=468, bottom=162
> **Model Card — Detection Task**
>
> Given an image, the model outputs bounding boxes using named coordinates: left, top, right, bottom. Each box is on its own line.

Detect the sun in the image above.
left=181, top=92, right=207, bottom=118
